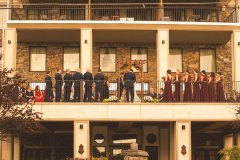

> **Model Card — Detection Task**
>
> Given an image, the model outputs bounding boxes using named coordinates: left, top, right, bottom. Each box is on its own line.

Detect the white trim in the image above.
left=6, top=20, right=240, bottom=26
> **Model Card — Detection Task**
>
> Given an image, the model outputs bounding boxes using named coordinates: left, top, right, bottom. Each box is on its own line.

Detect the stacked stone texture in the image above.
left=16, top=42, right=232, bottom=83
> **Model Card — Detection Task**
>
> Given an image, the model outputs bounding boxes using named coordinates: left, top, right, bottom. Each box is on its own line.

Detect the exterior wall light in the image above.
left=238, top=42, right=240, bottom=46
left=84, top=40, right=88, bottom=44
left=162, top=40, right=165, bottom=44
left=182, top=125, right=186, bottom=130
left=8, top=40, right=11, bottom=44
left=80, top=124, right=84, bottom=129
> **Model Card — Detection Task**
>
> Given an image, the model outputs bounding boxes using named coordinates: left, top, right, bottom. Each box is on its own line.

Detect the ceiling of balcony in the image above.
left=17, top=29, right=232, bottom=44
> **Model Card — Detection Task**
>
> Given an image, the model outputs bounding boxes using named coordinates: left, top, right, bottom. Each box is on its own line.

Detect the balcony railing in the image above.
left=20, top=80, right=240, bottom=103
left=10, top=3, right=237, bottom=23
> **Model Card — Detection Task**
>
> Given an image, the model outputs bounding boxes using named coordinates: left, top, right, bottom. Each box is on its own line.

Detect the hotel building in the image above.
left=1, top=0, right=240, bottom=159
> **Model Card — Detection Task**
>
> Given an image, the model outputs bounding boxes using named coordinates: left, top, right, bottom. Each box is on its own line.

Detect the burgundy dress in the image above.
left=216, top=77, right=225, bottom=102
left=174, top=74, right=181, bottom=102
left=208, top=77, right=217, bottom=102
left=193, top=75, right=201, bottom=102
left=163, top=75, right=173, bottom=102
left=201, top=75, right=209, bottom=102
left=183, top=75, right=192, bottom=102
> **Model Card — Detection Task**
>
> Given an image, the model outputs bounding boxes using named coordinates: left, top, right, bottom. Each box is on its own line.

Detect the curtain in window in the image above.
left=30, top=47, right=46, bottom=71
left=63, top=47, right=80, bottom=71
left=169, top=49, right=182, bottom=72
left=100, top=48, right=116, bottom=72
left=131, top=48, right=147, bottom=72
left=200, top=49, right=216, bottom=72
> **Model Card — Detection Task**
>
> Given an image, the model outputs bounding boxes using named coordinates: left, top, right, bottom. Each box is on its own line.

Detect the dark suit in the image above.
left=44, top=75, right=52, bottom=102
left=116, top=77, right=124, bottom=98
left=73, top=72, right=83, bottom=102
left=64, top=73, right=73, bottom=102
left=83, top=71, right=93, bottom=102
left=55, top=73, right=63, bottom=102
left=124, top=71, right=136, bottom=102
left=94, top=72, right=105, bottom=102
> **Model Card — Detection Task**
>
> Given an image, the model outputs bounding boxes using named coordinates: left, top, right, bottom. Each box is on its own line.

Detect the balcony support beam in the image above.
left=175, top=121, right=191, bottom=160
left=80, top=28, right=93, bottom=73
left=3, top=28, right=17, bottom=70
left=74, top=121, right=90, bottom=159
left=156, top=29, right=169, bottom=80
left=231, top=30, right=240, bottom=81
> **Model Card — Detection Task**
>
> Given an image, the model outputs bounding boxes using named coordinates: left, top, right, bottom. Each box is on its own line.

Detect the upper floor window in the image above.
left=169, top=48, right=182, bottom=72
left=30, top=47, right=46, bottom=72
left=130, top=48, right=148, bottom=72
left=63, top=47, right=80, bottom=71
left=200, top=49, right=216, bottom=72
left=100, top=47, right=116, bottom=72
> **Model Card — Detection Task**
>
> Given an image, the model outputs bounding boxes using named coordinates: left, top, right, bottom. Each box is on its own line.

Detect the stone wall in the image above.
left=16, top=41, right=232, bottom=82
left=172, top=41, right=232, bottom=81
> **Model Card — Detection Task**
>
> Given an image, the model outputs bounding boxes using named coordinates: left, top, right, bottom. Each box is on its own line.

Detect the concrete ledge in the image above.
left=34, top=103, right=237, bottom=121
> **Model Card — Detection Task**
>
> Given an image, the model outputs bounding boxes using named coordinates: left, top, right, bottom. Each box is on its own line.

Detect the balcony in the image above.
left=23, top=80, right=240, bottom=103
left=10, top=3, right=238, bottom=23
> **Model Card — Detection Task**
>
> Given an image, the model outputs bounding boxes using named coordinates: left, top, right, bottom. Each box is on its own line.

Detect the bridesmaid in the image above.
left=162, top=69, right=173, bottom=102
left=34, top=85, right=44, bottom=102
left=193, top=69, right=201, bottom=102
left=183, top=70, right=192, bottom=102
left=216, top=72, right=225, bottom=102
left=208, top=72, right=217, bottom=102
left=200, top=70, right=209, bottom=102
left=174, top=69, right=181, bottom=102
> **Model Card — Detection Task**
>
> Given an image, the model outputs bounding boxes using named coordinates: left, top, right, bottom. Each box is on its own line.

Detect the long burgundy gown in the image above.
left=208, top=76, right=217, bottom=102
left=201, top=75, right=209, bottom=102
left=216, top=77, right=225, bottom=102
left=174, top=74, right=181, bottom=102
left=163, top=75, right=173, bottom=102
left=193, top=75, right=201, bottom=102
left=183, top=75, right=192, bottom=102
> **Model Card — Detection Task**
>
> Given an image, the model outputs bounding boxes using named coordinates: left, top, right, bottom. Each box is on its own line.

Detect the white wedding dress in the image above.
left=132, top=82, right=141, bottom=102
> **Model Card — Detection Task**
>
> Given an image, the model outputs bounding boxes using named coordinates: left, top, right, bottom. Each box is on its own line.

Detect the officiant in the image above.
left=124, top=68, right=136, bottom=102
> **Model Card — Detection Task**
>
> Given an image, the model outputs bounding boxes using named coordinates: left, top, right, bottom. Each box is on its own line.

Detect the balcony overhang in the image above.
left=7, top=21, right=240, bottom=31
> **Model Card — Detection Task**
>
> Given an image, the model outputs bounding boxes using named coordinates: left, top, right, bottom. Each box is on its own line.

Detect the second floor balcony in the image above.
left=10, top=3, right=238, bottom=23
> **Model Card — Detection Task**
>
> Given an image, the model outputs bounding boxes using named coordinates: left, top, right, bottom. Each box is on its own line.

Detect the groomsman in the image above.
left=73, top=68, right=83, bottom=102
left=44, top=71, right=52, bottom=102
left=124, top=68, right=136, bottom=102
left=64, top=69, right=73, bottom=102
left=116, top=72, right=124, bottom=98
left=55, top=69, right=63, bottom=102
left=83, top=69, right=93, bottom=102
left=94, top=68, right=105, bottom=102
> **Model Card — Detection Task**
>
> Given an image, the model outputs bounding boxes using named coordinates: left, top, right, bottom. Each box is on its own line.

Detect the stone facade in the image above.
left=16, top=41, right=232, bottom=83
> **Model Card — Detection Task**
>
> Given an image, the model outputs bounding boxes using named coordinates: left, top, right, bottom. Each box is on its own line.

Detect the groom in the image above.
left=124, top=68, right=136, bottom=102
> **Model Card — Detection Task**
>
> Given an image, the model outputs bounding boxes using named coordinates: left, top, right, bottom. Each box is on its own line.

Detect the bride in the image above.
left=121, top=82, right=140, bottom=102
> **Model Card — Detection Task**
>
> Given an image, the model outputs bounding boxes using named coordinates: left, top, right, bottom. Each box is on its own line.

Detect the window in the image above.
left=100, top=47, right=116, bottom=72
left=63, top=47, right=80, bottom=71
left=169, top=49, right=182, bottom=72
left=130, top=48, right=148, bottom=72
left=200, top=49, right=216, bottom=72
left=30, top=47, right=46, bottom=71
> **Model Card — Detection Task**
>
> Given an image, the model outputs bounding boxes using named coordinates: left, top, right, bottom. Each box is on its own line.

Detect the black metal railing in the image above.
left=18, top=80, right=240, bottom=103
left=9, top=3, right=237, bottom=23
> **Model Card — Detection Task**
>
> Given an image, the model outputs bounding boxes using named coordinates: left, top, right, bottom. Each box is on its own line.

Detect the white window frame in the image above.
left=130, top=47, right=148, bottom=72
left=200, top=48, right=216, bottom=72
left=30, top=47, right=46, bottom=72
left=99, top=47, right=116, bottom=72
left=169, top=48, right=182, bottom=72
left=63, top=47, right=80, bottom=71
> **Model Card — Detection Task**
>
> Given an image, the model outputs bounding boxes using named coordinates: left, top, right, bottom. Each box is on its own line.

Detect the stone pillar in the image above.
left=3, top=28, right=17, bottom=70
left=1, top=139, right=11, bottom=160
left=175, top=121, right=191, bottom=160
left=74, top=121, right=90, bottom=159
left=231, top=30, right=240, bottom=81
left=156, top=29, right=169, bottom=80
left=81, top=28, right=92, bottom=73
left=0, top=136, right=20, bottom=160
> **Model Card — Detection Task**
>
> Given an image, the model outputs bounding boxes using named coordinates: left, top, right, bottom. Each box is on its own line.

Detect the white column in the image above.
left=231, top=30, right=240, bottom=81
left=14, top=137, right=20, bottom=160
left=3, top=28, right=17, bottom=70
left=156, top=29, right=169, bottom=80
left=176, top=121, right=191, bottom=160
left=1, top=139, right=11, bottom=160
left=81, top=28, right=92, bottom=73
left=74, top=121, right=90, bottom=159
